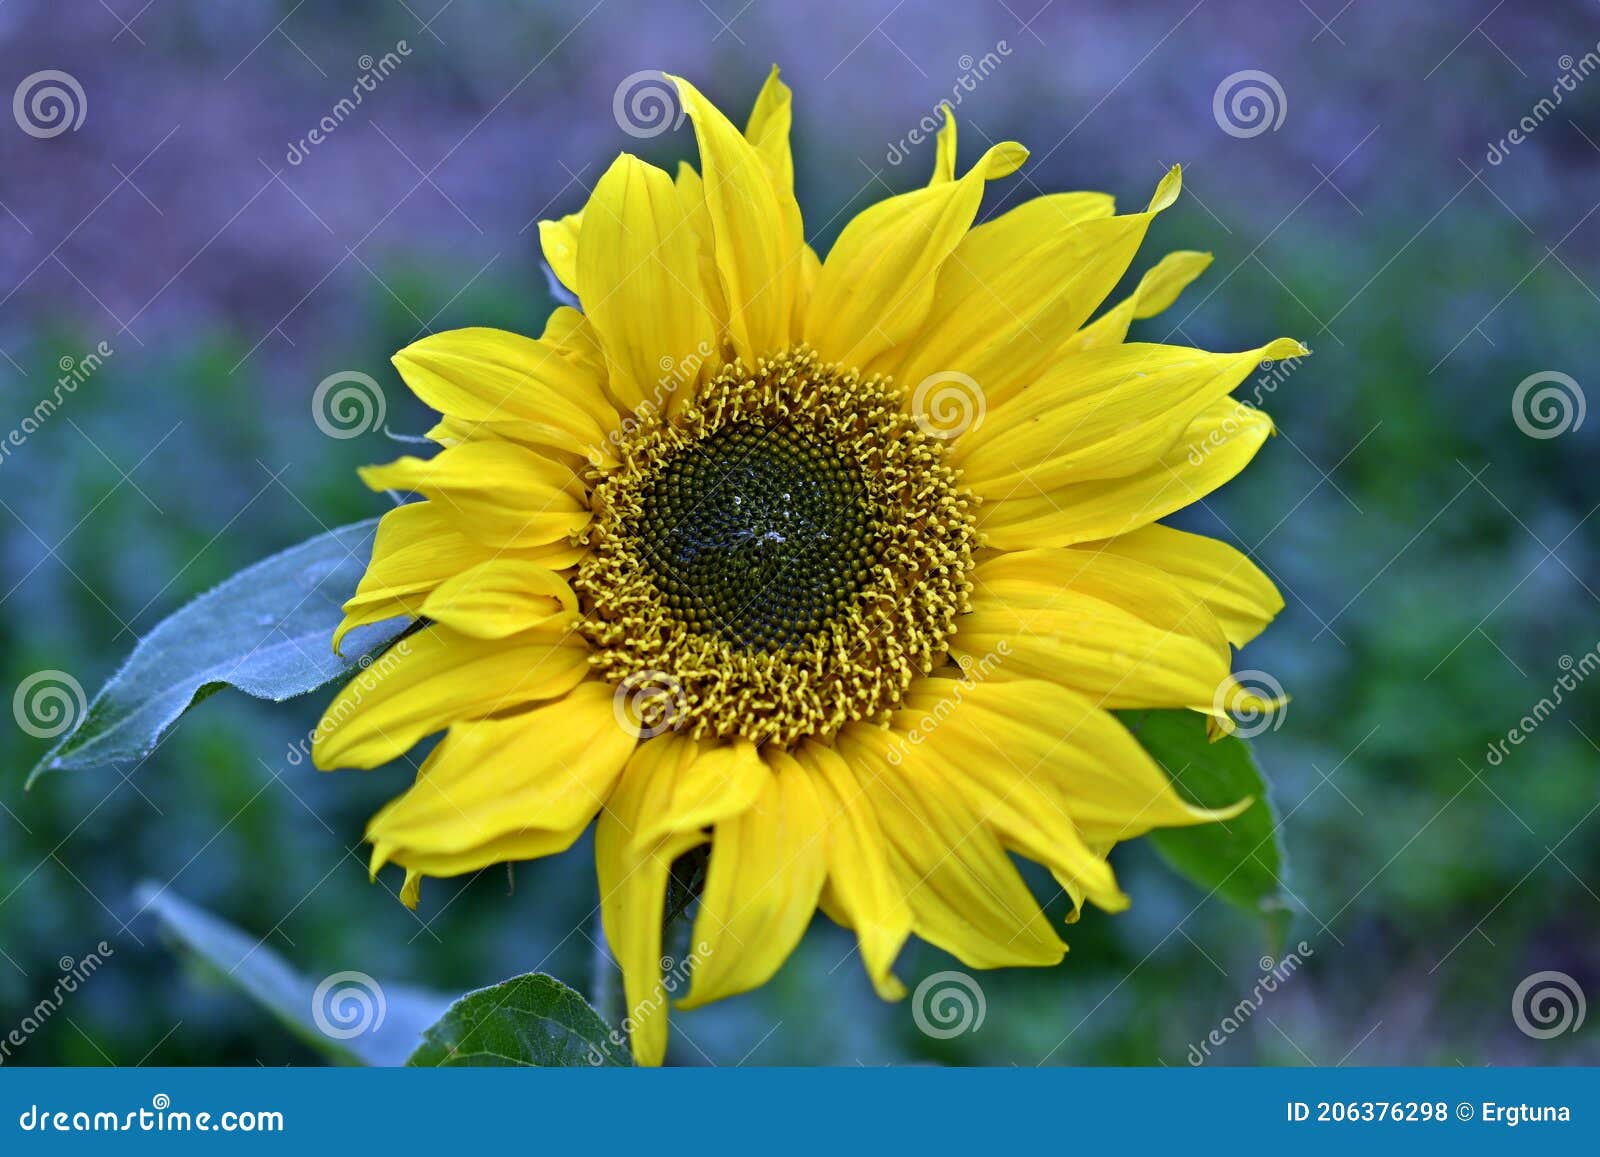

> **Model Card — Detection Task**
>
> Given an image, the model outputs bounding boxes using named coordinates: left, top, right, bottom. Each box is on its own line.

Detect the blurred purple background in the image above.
left=1, top=0, right=1597, bottom=1066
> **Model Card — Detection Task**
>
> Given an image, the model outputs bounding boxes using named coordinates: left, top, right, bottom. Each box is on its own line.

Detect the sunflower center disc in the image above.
left=638, top=424, right=872, bottom=652
left=575, top=347, right=979, bottom=746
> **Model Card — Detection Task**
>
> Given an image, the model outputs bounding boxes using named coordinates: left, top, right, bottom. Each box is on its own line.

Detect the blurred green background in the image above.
left=1, top=0, right=1596, bottom=1066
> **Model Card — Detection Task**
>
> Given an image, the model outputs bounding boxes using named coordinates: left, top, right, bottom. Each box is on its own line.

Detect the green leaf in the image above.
left=135, top=883, right=454, bottom=1066
left=1119, top=709, right=1291, bottom=943
left=27, top=518, right=408, bottom=784
left=409, top=973, right=631, bottom=1067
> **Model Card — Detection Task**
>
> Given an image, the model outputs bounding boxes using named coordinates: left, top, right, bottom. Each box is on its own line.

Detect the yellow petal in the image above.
left=884, top=188, right=1117, bottom=388
left=420, top=415, right=598, bottom=485
left=833, top=723, right=1066, bottom=969
left=1206, top=671, right=1291, bottom=736
left=956, top=337, right=1304, bottom=497
left=312, top=624, right=589, bottom=770
left=597, top=734, right=710, bottom=1066
left=674, top=162, right=730, bottom=359
left=931, top=679, right=1245, bottom=842
left=391, top=327, right=619, bottom=467
left=541, top=304, right=609, bottom=383
left=680, top=748, right=827, bottom=1009
left=1052, top=840, right=1117, bottom=924
left=742, top=67, right=808, bottom=344
left=419, top=559, right=578, bottom=639
left=744, top=65, right=796, bottom=194
left=670, top=74, right=805, bottom=364
left=333, top=501, right=581, bottom=654
left=337, top=502, right=499, bottom=656
left=1061, top=250, right=1213, bottom=354
left=376, top=823, right=583, bottom=880
left=359, top=440, right=590, bottom=550
left=887, top=169, right=1177, bottom=402
left=959, top=548, right=1231, bottom=710
left=794, top=242, right=821, bottom=336
left=422, top=414, right=476, bottom=448
left=628, top=737, right=768, bottom=851
left=893, top=681, right=1128, bottom=914
left=1076, top=524, right=1283, bottom=648
left=977, top=398, right=1276, bottom=548
left=928, top=104, right=956, bottom=184
left=537, top=209, right=582, bottom=294
left=804, top=140, right=1027, bottom=368
left=366, top=683, right=635, bottom=861
left=795, top=740, right=910, bottom=1000
left=975, top=547, right=1230, bottom=653
left=577, top=153, right=719, bottom=413
left=399, top=869, right=423, bottom=909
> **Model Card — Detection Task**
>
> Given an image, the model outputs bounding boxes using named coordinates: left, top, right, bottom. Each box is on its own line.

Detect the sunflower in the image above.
left=312, top=68, right=1300, bottom=1065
